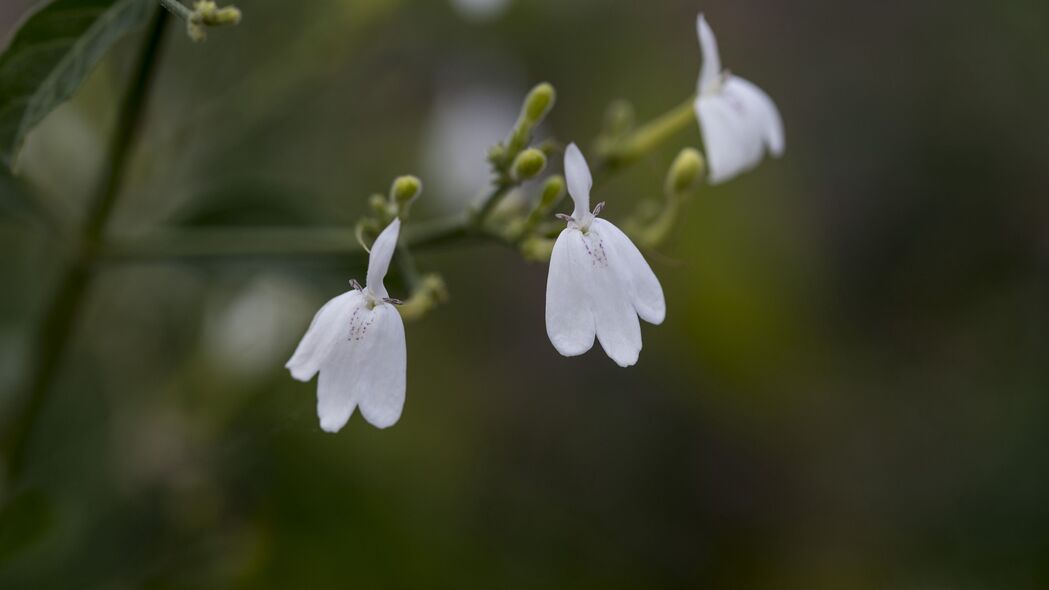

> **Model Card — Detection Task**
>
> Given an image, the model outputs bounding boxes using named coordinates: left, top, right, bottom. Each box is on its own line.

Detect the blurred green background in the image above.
left=1, top=0, right=1048, bottom=588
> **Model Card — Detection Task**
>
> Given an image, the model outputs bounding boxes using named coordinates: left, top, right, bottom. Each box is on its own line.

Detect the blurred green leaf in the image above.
left=0, top=0, right=155, bottom=170
left=171, top=182, right=329, bottom=227
left=0, top=490, right=52, bottom=565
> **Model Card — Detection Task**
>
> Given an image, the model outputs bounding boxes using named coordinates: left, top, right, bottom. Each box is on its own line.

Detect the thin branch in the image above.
left=100, top=215, right=472, bottom=261
left=157, top=0, right=193, bottom=21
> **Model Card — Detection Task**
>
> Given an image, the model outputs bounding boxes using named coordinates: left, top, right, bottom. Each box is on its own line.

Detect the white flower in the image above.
left=545, top=144, right=666, bottom=367
left=694, top=14, right=785, bottom=185
left=286, top=219, right=407, bottom=432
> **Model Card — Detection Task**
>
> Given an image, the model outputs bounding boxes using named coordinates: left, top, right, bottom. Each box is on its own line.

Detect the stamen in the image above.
left=383, top=297, right=404, bottom=306
left=592, top=202, right=605, bottom=217
left=350, top=279, right=363, bottom=291
left=555, top=213, right=573, bottom=222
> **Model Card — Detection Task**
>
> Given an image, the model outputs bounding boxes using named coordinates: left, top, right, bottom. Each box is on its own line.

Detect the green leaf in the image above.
left=0, top=0, right=156, bottom=170
left=0, top=490, right=53, bottom=565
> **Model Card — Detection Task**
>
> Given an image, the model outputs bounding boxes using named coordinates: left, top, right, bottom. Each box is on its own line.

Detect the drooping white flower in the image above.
left=286, top=219, right=407, bottom=432
left=545, top=144, right=666, bottom=367
left=694, top=14, right=785, bottom=184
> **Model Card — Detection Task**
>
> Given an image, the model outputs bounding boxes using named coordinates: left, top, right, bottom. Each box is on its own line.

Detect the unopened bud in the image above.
left=369, top=193, right=388, bottom=216
left=665, top=148, right=705, bottom=195
left=487, top=144, right=506, bottom=164
left=390, top=175, right=422, bottom=206
left=187, top=1, right=241, bottom=41
left=539, top=175, right=565, bottom=209
left=523, top=82, right=556, bottom=124
left=511, top=149, right=547, bottom=181
left=604, top=99, right=635, bottom=136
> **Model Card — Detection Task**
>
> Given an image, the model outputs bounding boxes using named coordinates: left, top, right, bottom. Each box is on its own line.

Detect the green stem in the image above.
left=101, top=215, right=470, bottom=261
left=598, top=97, right=696, bottom=172
left=393, top=246, right=420, bottom=292
left=100, top=96, right=694, bottom=264
left=1, top=9, right=169, bottom=481
left=470, top=183, right=513, bottom=228
left=158, top=0, right=193, bottom=21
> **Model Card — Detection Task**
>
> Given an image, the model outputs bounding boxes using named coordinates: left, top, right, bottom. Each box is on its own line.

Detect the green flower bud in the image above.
left=186, top=1, right=242, bottom=41
left=511, top=148, right=547, bottom=181
left=665, top=148, right=705, bottom=195
left=487, top=144, right=507, bottom=165
left=390, top=175, right=423, bottom=206
left=523, top=82, right=556, bottom=124
left=604, top=99, right=635, bottom=137
left=539, top=175, right=565, bottom=209
left=369, top=193, right=388, bottom=216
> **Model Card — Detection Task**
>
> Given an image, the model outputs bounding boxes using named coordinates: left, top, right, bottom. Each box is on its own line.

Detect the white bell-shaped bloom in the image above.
left=694, top=14, right=785, bottom=184
left=286, top=219, right=407, bottom=432
left=545, top=144, right=666, bottom=367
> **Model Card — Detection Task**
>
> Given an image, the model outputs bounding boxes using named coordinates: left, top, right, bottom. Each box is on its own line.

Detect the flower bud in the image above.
left=511, top=149, right=547, bottom=182
left=665, top=148, right=705, bottom=195
left=603, top=99, right=635, bottom=137
left=369, top=193, right=388, bottom=216
left=538, top=175, right=565, bottom=209
left=523, top=82, right=556, bottom=125
left=390, top=175, right=422, bottom=206
left=187, top=1, right=242, bottom=41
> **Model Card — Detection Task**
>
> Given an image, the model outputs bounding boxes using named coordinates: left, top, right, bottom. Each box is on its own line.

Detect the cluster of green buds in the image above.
left=185, top=1, right=242, bottom=42
left=357, top=175, right=422, bottom=248
left=486, top=83, right=556, bottom=184
left=353, top=176, right=449, bottom=321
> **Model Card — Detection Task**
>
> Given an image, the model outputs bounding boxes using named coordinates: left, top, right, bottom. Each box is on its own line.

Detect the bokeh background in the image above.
left=1, top=0, right=1048, bottom=587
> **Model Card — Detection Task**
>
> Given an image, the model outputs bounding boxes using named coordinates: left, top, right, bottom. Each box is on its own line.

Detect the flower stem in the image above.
left=99, top=97, right=696, bottom=264
left=598, top=97, right=696, bottom=172
left=470, top=183, right=513, bottom=228
left=158, top=0, right=193, bottom=21
left=1, top=9, right=169, bottom=481
left=101, top=215, right=471, bottom=261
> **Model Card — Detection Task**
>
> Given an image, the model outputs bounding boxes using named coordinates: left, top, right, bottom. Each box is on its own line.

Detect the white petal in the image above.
left=356, top=305, right=407, bottom=429
left=592, top=219, right=665, bottom=325
left=696, top=75, right=783, bottom=184
left=366, top=218, right=401, bottom=300
left=563, top=143, right=592, bottom=220
left=729, top=76, right=785, bottom=157
left=696, top=14, right=722, bottom=94
left=316, top=302, right=407, bottom=432
left=575, top=230, right=642, bottom=367
left=546, top=229, right=596, bottom=357
left=285, top=290, right=363, bottom=382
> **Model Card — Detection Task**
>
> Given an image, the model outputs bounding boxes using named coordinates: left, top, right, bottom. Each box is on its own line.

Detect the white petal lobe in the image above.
left=356, top=305, right=407, bottom=429
left=546, top=230, right=596, bottom=357
left=285, top=290, right=363, bottom=382
left=697, top=14, right=722, bottom=94
left=593, top=219, right=665, bottom=325
left=315, top=301, right=407, bottom=432
left=729, top=76, right=785, bottom=157
left=575, top=228, right=642, bottom=367
left=366, top=218, right=401, bottom=300
left=696, top=74, right=783, bottom=184
left=563, top=143, right=592, bottom=220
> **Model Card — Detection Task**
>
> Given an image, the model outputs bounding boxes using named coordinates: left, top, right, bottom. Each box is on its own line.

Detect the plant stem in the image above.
left=598, top=97, right=696, bottom=173
left=470, top=183, right=513, bottom=228
left=158, top=0, right=193, bottom=21
left=1, top=9, right=169, bottom=481
left=101, top=215, right=471, bottom=261
left=99, top=96, right=694, bottom=264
